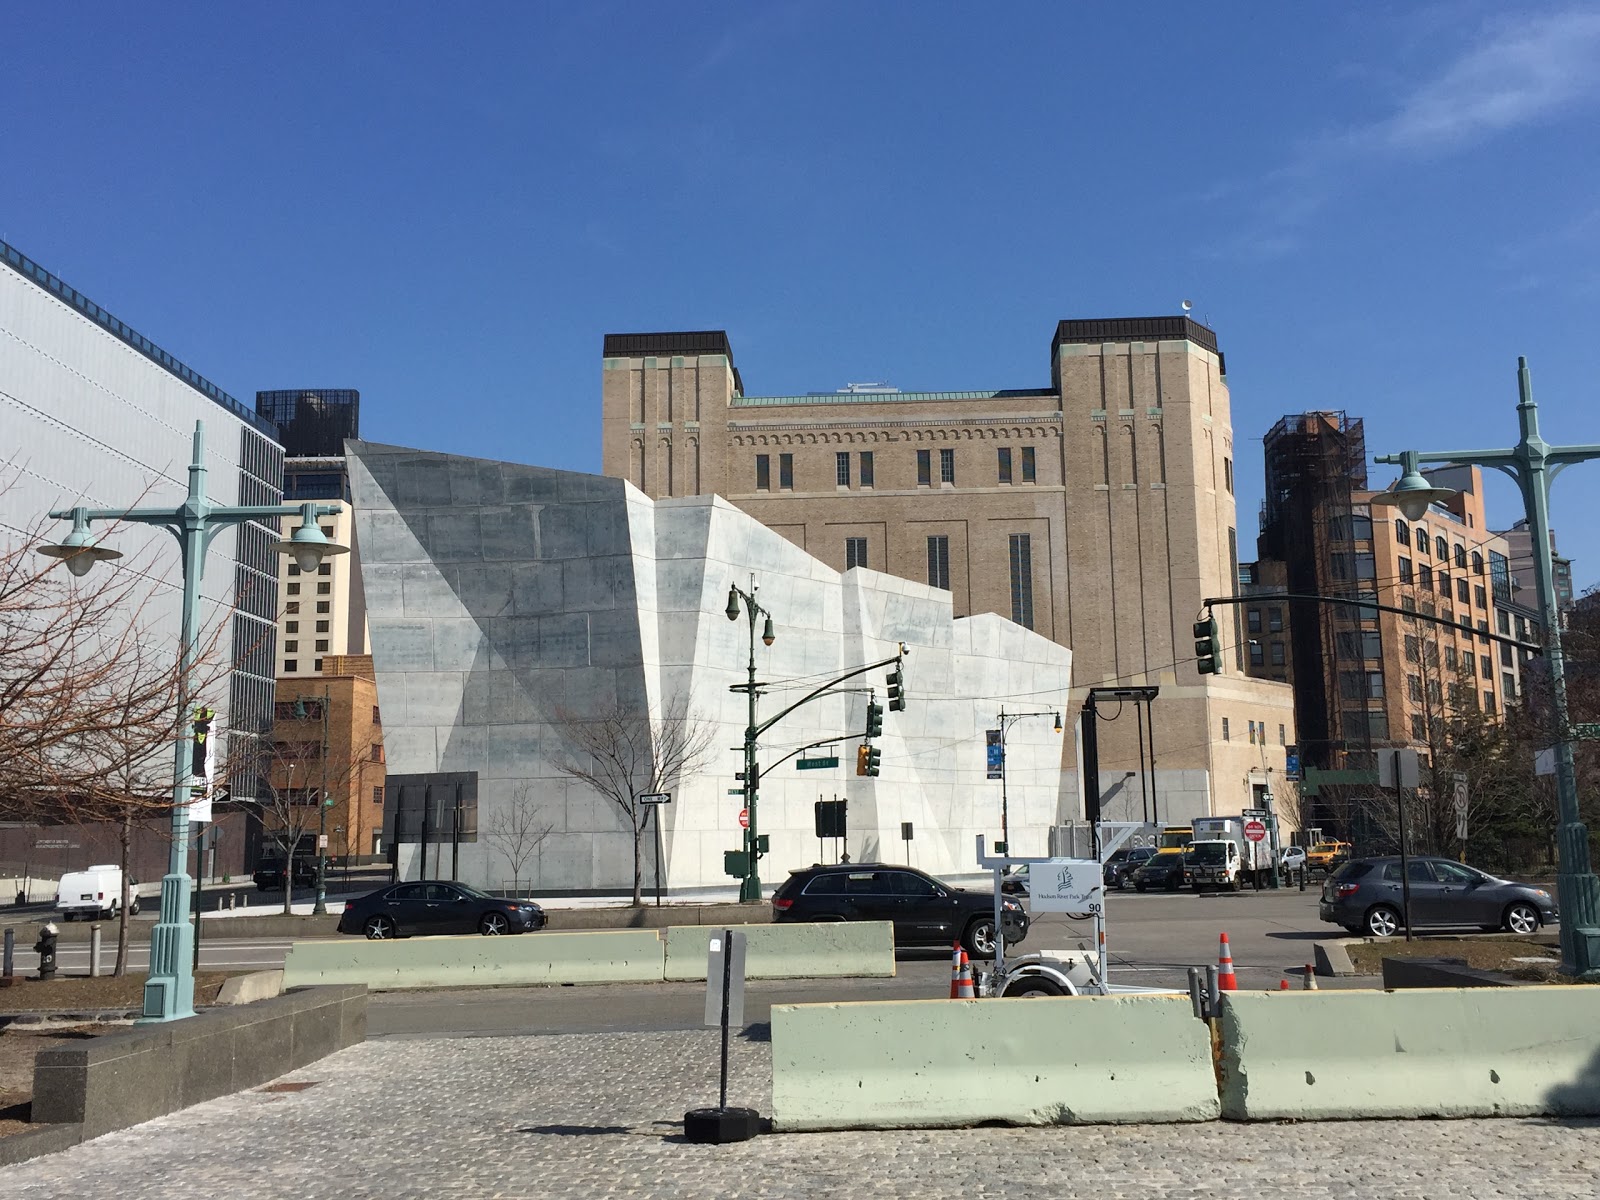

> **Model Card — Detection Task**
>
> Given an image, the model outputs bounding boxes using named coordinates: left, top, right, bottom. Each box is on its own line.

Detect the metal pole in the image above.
left=143, top=424, right=208, bottom=1022
left=451, top=782, right=461, bottom=882
left=3, top=928, right=12, bottom=978
left=421, top=785, right=433, bottom=881
left=192, top=823, right=204, bottom=965
left=90, top=924, right=102, bottom=978
left=1146, top=697, right=1160, bottom=826
left=654, top=805, right=664, bottom=907
left=718, top=926, right=733, bottom=1110
left=998, top=709, right=1010, bottom=852
left=1135, top=701, right=1150, bottom=824
left=741, top=587, right=761, bottom=903
left=314, top=688, right=329, bottom=913
left=1395, top=750, right=1413, bottom=943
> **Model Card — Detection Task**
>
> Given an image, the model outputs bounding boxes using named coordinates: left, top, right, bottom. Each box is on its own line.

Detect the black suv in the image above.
left=253, top=857, right=318, bottom=891
left=771, top=863, right=1028, bottom=958
left=1104, top=846, right=1156, bottom=889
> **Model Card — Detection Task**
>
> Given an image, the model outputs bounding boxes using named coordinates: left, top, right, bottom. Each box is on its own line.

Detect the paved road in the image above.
left=6, top=1030, right=1598, bottom=1199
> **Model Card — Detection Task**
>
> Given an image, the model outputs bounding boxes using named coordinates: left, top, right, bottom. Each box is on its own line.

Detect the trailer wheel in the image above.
left=1003, top=976, right=1066, bottom=998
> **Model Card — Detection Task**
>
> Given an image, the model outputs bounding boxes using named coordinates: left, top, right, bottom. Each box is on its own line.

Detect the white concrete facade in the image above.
left=349, top=441, right=1072, bottom=894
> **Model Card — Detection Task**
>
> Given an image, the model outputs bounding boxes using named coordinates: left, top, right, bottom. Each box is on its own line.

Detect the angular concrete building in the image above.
left=348, top=441, right=1071, bottom=893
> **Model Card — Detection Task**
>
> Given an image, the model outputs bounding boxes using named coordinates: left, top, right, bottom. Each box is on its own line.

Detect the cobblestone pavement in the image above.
left=8, top=1031, right=1600, bottom=1199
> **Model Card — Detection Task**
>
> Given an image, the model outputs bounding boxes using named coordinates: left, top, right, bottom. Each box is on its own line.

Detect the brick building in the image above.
left=599, top=318, right=1296, bottom=825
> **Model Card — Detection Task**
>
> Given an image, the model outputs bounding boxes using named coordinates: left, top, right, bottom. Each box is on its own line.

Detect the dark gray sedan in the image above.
left=1319, top=857, right=1557, bottom=938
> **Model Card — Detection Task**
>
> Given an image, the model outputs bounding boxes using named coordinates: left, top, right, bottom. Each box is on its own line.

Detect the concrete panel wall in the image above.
left=663, top=921, right=894, bottom=981
left=771, top=994, right=1219, bottom=1130
left=1220, top=988, right=1600, bottom=1120
left=282, top=930, right=666, bottom=990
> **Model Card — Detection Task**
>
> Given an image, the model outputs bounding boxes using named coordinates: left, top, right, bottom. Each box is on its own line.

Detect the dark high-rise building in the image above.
left=255, top=389, right=360, bottom=459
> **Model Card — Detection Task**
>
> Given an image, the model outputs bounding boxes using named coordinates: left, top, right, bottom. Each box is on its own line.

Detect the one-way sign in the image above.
left=638, top=792, right=672, bottom=806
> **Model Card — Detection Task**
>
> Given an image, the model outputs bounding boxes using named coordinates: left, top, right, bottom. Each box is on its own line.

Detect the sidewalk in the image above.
left=4, top=1028, right=1597, bottom=1198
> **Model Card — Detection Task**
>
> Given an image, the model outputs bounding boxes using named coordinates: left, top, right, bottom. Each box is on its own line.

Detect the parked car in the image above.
left=1305, top=841, right=1352, bottom=874
left=55, top=865, right=138, bottom=921
left=1131, top=851, right=1186, bottom=892
left=253, top=858, right=318, bottom=891
left=338, top=881, right=547, bottom=939
left=999, top=865, right=1030, bottom=896
left=1104, top=846, right=1156, bottom=889
left=772, top=863, right=1028, bottom=958
left=1319, top=857, right=1557, bottom=938
left=1278, top=845, right=1308, bottom=874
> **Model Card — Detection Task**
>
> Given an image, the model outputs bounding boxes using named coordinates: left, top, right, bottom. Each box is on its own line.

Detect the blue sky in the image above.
left=5, top=3, right=1599, bottom=589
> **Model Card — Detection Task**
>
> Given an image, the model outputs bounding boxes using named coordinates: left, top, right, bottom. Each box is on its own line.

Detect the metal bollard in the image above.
left=1187, top=966, right=1205, bottom=1020
left=1204, top=965, right=1220, bottom=1019
left=3, top=927, right=13, bottom=977
left=217, top=896, right=224, bottom=910
left=1298, top=867, right=1307, bottom=892
left=89, top=924, right=102, bottom=977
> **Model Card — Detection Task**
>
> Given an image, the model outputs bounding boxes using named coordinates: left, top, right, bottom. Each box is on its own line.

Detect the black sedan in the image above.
left=338, top=881, right=547, bottom=939
left=1319, top=857, right=1557, bottom=938
left=1131, top=852, right=1186, bottom=892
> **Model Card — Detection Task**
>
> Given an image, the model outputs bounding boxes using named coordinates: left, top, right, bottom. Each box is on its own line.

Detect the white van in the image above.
left=55, top=865, right=139, bottom=921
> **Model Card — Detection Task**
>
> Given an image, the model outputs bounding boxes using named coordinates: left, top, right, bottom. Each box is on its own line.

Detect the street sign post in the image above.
left=638, top=793, right=672, bottom=906
left=685, top=929, right=759, bottom=1144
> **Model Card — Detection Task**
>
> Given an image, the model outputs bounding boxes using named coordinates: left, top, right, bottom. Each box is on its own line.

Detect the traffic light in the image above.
left=856, top=744, right=871, bottom=776
left=1193, top=615, right=1222, bottom=675
left=886, top=661, right=905, bottom=711
left=190, top=706, right=215, bottom=780
left=866, top=746, right=881, bottom=776
left=865, top=700, right=883, bottom=739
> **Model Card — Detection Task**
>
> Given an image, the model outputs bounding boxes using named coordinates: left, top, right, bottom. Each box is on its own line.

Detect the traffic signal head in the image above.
left=867, top=746, right=882, bottom=776
left=886, top=662, right=905, bottom=711
left=865, top=700, right=883, bottom=739
left=856, top=744, right=871, bottom=776
left=1193, top=616, right=1222, bottom=675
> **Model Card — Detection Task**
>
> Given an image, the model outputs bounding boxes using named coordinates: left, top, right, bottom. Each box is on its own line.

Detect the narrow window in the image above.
left=1395, top=518, right=1410, bottom=546
left=1224, top=457, right=1234, bottom=494
left=1279, top=724, right=1286, bottom=745
left=917, top=449, right=931, bottom=486
left=1270, top=642, right=1285, bottom=666
left=1021, top=446, right=1036, bottom=483
left=1222, top=717, right=1230, bottom=741
left=926, top=535, right=950, bottom=590
left=939, top=448, right=955, bottom=485
left=836, top=451, right=850, bottom=487
left=1398, top=557, right=1413, bottom=583
left=1249, top=643, right=1264, bottom=667
left=1416, top=527, right=1429, bottom=556
left=1454, top=544, right=1467, bottom=569
left=755, top=455, right=770, bottom=491
left=1435, top=535, right=1448, bottom=559
left=998, top=447, right=1013, bottom=485
left=1008, top=533, right=1033, bottom=629
left=1267, top=607, right=1283, bottom=633
left=779, top=453, right=794, bottom=490
left=859, top=451, right=874, bottom=488
left=1247, top=610, right=1262, bottom=634
left=845, top=537, right=867, bottom=569
left=372, top=786, right=383, bottom=805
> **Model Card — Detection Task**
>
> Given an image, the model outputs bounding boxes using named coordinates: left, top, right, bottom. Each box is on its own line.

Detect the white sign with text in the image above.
left=1027, top=858, right=1105, bottom=914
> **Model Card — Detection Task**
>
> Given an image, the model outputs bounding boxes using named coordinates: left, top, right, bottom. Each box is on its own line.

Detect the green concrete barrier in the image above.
left=663, top=921, right=894, bottom=981
left=282, top=930, right=664, bottom=990
left=771, top=994, right=1218, bottom=1130
left=1220, top=987, right=1600, bottom=1120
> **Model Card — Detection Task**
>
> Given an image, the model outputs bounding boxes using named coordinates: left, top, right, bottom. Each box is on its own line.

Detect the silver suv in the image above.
left=1319, top=856, right=1556, bottom=938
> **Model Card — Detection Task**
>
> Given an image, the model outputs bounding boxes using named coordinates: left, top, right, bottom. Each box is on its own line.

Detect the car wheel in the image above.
left=962, top=917, right=998, bottom=959
left=364, top=914, right=396, bottom=940
left=1135, top=883, right=1147, bottom=893
left=129, top=898, right=140, bottom=916
left=1503, top=902, right=1541, bottom=935
left=1364, top=905, right=1402, bottom=938
left=1003, top=976, right=1066, bottom=998
left=480, top=912, right=510, bottom=935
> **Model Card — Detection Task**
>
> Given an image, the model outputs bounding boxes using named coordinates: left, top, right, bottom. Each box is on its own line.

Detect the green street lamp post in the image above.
left=1371, top=356, right=1600, bottom=979
left=994, top=707, right=1062, bottom=853
left=39, top=421, right=346, bottom=1019
left=725, top=578, right=775, bottom=903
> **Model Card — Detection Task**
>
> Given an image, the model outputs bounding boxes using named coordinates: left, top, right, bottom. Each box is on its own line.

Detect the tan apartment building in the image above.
left=269, top=655, right=387, bottom=862
left=600, top=319, right=1296, bottom=825
left=1247, top=413, right=1525, bottom=836
left=276, top=487, right=368, bottom=677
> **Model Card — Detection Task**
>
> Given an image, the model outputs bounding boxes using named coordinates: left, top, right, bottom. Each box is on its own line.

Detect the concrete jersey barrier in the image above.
left=1220, top=987, right=1600, bottom=1120
left=771, top=994, right=1219, bottom=1130
left=663, top=921, right=894, bottom=981
left=282, top=929, right=665, bottom=990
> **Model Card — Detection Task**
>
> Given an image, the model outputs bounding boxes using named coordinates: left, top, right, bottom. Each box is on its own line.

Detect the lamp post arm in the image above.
left=752, top=653, right=904, bottom=739
left=1373, top=449, right=1521, bottom=469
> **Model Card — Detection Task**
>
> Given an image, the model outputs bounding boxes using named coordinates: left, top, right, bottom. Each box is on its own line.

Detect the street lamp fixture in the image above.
left=37, top=509, right=124, bottom=577
left=1368, top=453, right=1456, bottom=522
left=994, top=707, right=1063, bottom=851
left=1371, top=356, right=1600, bottom=980
left=36, top=420, right=345, bottom=1020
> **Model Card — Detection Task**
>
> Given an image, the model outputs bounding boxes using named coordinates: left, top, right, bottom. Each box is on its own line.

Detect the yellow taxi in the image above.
left=1305, top=841, right=1352, bottom=873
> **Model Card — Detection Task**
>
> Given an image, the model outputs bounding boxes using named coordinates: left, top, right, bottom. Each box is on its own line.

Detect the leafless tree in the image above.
left=550, top=700, right=718, bottom=906
left=480, top=781, right=554, bottom=895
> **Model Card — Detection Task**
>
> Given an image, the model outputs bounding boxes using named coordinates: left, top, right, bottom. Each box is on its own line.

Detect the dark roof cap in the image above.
left=603, top=331, right=735, bottom=362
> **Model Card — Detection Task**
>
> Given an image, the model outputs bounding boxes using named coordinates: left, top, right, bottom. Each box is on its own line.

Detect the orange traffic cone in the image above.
left=1217, top=932, right=1238, bottom=992
left=949, top=942, right=963, bottom=999
left=1279, top=979, right=1290, bottom=990
left=1302, top=962, right=1318, bottom=991
left=955, top=950, right=976, bottom=999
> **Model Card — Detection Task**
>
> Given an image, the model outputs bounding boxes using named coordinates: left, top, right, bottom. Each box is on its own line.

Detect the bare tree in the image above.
left=480, top=781, right=554, bottom=895
left=236, top=738, right=325, bottom=915
left=550, top=701, right=718, bottom=906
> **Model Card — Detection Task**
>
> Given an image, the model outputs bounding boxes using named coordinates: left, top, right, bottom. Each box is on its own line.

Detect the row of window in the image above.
left=285, top=620, right=332, bottom=635
left=283, top=639, right=331, bottom=653
left=1246, top=608, right=1283, bottom=634
left=284, top=601, right=332, bottom=615
left=1219, top=718, right=1288, bottom=745
left=286, top=582, right=333, bottom=596
left=1248, top=642, right=1286, bottom=667
left=288, top=561, right=333, bottom=577
left=756, top=447, right=1039, bottom=492
left=824, top=533, right=1032, bottom=629
left=1396, top=559, right=1490, bottom=608
left=1394, top=519, right=1484, bottom=575
left=284, top=659, right=322, bottom=673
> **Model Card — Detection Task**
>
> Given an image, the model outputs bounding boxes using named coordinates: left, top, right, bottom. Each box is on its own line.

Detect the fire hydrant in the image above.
left=34, top=922, right=57, bottom=980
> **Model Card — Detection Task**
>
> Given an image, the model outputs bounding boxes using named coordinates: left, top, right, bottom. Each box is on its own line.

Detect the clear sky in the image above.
left=5, top=3, right=1598, bottom=590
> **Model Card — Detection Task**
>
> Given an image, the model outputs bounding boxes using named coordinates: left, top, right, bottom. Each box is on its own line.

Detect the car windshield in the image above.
left=1186, top=843, right=1227, bottom=865
left=1310, top=844, right=1339, bottom=854
left=1130, top=847, right=1155, bottom=861
left=453, top=884, right=494, bottom=901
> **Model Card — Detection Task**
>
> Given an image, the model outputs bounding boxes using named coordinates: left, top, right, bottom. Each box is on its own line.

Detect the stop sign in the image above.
left=738, top=808, right=750, bottom=829
left=1244, top=819, right=1267, bottom=843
